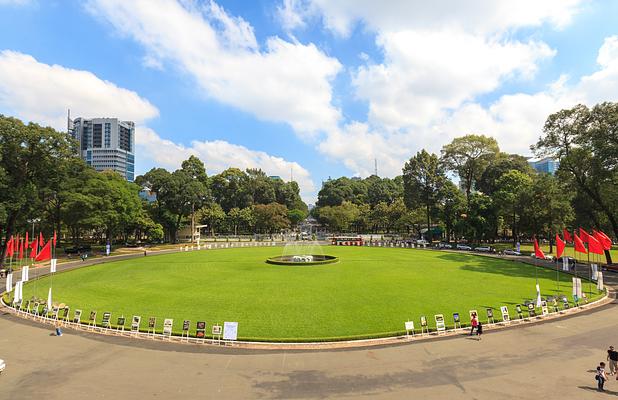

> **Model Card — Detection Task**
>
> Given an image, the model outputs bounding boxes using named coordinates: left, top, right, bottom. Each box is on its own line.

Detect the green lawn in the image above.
left=15, top=246, right=602, bottom=341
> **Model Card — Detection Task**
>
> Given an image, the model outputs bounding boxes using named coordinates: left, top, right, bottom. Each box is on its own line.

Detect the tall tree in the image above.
left=403, top=150, right=446, bottom=241
left=441, top=134, right=499, bottom=205
left=533, top=103, right=618, bottom=239
left=0, top=116, right=77, bottom=265
left=493, top=170, right=533, bottom=245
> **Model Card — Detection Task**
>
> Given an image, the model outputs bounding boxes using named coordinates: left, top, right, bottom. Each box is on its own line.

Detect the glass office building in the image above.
left=70, top=117, right=136, bottom=182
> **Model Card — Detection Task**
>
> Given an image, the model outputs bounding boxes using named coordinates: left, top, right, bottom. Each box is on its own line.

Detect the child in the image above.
left=476, top=322, right=483, bottom=340
left=597, top=362, right=608, bottom=391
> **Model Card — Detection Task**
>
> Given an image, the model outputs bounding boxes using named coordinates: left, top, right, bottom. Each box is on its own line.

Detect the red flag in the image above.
left=35, top=239, right=52, bottom=262
left=30, top=238, right=38, bottom=259
left=556, top=234, right=566, bottom=259
left=594, top=230, right=612, bottom=251
left=579, top=228, right=590, bottom=243
left=13, top=235, right=19, bottom=254
left=25, top=231, right=28, bottom=248
left=19, top=238, right=24, bottom=259
left=534, top=238, right=546, bottom=259
left=574, top=234, right=588, bottom=254
left=53, top=231, right=57, bottom=247
left=39, top=232, right=44, bottom=246
left=588, top=235, right=604, bottom=255
left=4, top=236, right=14, bottom=257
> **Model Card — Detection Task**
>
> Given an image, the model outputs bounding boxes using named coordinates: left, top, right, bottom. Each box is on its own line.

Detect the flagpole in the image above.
left=588, top=245, right=592, bottom=296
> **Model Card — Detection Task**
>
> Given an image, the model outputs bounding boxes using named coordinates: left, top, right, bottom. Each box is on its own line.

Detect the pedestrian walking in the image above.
left=476, top=322, right=483, bottom=340
left=469, top=313, right=478, bottom=335
left=597, top=362, right=608, bottom=391
left=607, top=346, right=618, bottom=375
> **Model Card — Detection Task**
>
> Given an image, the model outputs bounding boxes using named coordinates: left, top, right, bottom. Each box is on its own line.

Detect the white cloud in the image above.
left=87, top=0, right=342, bottom=138
left=354, top=31, right=554, bottom=129
left=276, top=0, right=593, bottom=177
left=319, top=36, right=618, bottom=176
left=277, top=0, right=306, bottom=32
left=137, top=127, right=316, bottom=200
left=290, top=0, right=582, bottom=38
left=0, top=50, right=159, bottom=130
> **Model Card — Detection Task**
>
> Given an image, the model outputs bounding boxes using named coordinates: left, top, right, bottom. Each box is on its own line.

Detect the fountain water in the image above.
left=266, top=240, right=337, bottom=266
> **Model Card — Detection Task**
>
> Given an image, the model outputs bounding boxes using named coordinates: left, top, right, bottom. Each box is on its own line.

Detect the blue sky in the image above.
left=1, top=1, right=617, bottom=202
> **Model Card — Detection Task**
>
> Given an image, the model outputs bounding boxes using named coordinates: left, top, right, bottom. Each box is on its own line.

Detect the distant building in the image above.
left=269, top=176, right=282, bottom=181
left=69, top=117, right=136, bottom=182
left=528, top=157, right=560, bottom=175
left=139, top=188, right=157, bottom=203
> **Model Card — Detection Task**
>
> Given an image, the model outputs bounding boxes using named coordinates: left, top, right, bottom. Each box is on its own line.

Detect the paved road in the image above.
left=0, top=294, right=617, bottom=399
left=1, top=249, right=616, bottom=399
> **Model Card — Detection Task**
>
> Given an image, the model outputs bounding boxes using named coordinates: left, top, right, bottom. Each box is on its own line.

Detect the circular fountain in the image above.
left=266, top=241, right=338, bottom=266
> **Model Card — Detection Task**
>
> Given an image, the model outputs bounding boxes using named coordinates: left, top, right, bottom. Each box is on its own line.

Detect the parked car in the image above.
left=437, top=242, right=452, bottom=249
left=456, top=244, right=472, bottom=250
left=475, top=246, right=491, bottom=252
left=503, top=249, right=521, bottom=256
left=0, top=358, right=5, bottom=374
left=416, top=239, right=429, bottom=245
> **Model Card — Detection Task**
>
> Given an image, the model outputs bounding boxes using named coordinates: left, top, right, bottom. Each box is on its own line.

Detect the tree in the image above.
left=477, top=153, right=533, bottom=195
left=0, top=115, right=77, bottom=265
left=441, top=134, right=499, bottom=205
left=438, top=180, right=466, bottom=241
left=287, top=209, right=307, bottom=229
left=210, top=168, right=251, bottom=212
left=196, top=203, right=226, bottom=236
left=493, top=170, right=533, bottom=245
left=520, top=173, right=574, bottom=252
left=403, top=150, right=446, bottom=241
left=533, top=103, right=618, bottom=239
left=253, top=203, right=290, bottom=234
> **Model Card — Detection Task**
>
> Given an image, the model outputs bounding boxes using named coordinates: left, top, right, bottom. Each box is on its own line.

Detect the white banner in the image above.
left=572, top=277, right=577, bottom=296
left=50, top=259, right=57, bottom=273
left=22, top=265, right=29, bottom=282
left=47, top=287, right=52, bottom=309
left=5, top=272, right=12, bottom=293
left=562, top=257, right=569, bottom=271
left=598, top=272, right=604, bottom=291
left=536, top=284, right=542, bottom=307
left=592, top=264, right=598, bottom=281
left=14, top=281, right=22, bottom=303
left=576, top=278, right=583, bottom=298
left=223, top=321, right=238, bottom=340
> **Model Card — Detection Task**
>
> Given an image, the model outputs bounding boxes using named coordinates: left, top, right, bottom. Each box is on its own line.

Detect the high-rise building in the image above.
left=69, top=117, right=136, bottom=182
left=528, top=157, right=560, bottom=175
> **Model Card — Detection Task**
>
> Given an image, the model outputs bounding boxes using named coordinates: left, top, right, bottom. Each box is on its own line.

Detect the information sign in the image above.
left=541, top=301, right=549, bottom=316
left=500, top=306, right=510, bottom=322
left=420, top=315, right=427, bottom=327
left=434, top=314, right=446, bottom=332
left=223, top=322, right=238, bottom=340
left=163, top=319, right=173, bottom=336
left=131, top=316, right=141, bottom=331
left=73, top=309, right=82, bottom=323
left=212, top=324, right=222, bottom=335
left=102, top=312, right=112, bottom=327
left=527, top=303, right=536, bottom=317
left=404, top=321, right=415, bottom=335
left=196, top=321, right=206, bottom=338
